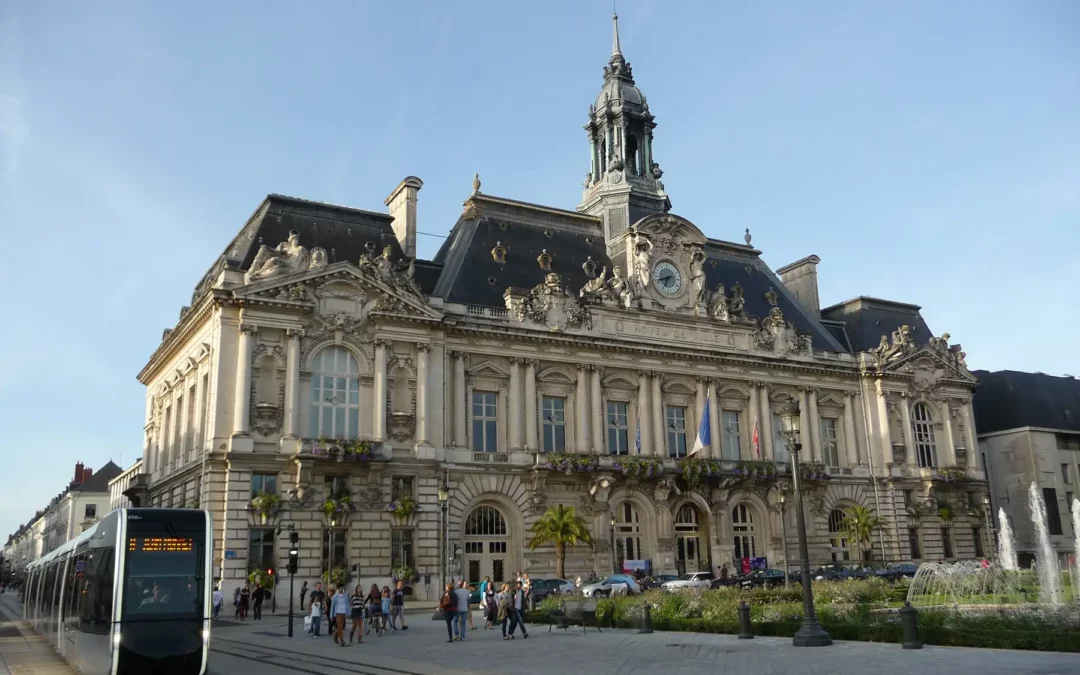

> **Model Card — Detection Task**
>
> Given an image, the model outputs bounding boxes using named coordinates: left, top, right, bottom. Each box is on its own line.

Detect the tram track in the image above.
left=210, top=637, right=435, bottom=675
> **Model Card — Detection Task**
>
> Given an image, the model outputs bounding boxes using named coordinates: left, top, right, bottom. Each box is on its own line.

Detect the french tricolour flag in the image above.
left=689, top=395, right=711, bottom=457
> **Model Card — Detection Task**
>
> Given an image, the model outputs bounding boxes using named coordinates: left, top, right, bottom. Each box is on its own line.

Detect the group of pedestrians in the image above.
left=305, top=580, right=409, bottom=646
left=223, top=582, right=267, bottom=621
left=439, top=576, right=529, bottom=643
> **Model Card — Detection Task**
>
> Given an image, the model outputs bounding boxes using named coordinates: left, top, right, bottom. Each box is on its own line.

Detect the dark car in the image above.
left=737, top=568, right=786, bottom=589
left=874, top=563, right=918, bottom=581
left=711, top=573, right=748, bottom=589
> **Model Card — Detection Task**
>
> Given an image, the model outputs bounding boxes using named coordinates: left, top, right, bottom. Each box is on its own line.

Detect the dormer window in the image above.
left=583, top=257, right=597, bottom=277
left=491, top=241, right=507, bottom=263
left=537, top=249, right=552, bottom=271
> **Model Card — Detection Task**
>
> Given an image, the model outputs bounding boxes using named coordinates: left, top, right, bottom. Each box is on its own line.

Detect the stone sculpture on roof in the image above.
left=871, top=324, right=916, bottom=366
left=247, top=230, right=328, bottom=282
left=688, top=249, right=707, bottom=307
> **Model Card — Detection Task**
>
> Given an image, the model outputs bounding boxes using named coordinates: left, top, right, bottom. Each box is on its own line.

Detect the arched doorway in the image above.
left=674, top=504, right=706, bottom=575
left=731, top=503, right=758, bottom=569
left=614, top=502, right=645, bottom=570
left=464, top=504, right=508, bottom=585
left=828, top=509, right=851, bottom=562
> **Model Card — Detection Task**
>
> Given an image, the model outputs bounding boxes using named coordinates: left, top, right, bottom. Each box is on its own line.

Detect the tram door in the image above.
left=463, top=505, right=509, bottom=585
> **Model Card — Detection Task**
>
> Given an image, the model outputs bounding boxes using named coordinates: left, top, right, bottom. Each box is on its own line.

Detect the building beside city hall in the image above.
left=135, top=16, right=989, bottom=595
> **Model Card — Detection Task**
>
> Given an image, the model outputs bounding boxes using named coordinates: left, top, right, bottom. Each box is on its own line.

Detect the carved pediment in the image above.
left=870, top=329, right=971, bottom=380
left=468, top=360, right=510, bottom=379
left=630, top=213, right=706, bottom=246
left=880, top=346, right=976, bottom=387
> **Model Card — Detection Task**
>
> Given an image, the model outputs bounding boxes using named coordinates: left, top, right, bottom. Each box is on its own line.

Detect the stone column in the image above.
left=232, top=324, right=257, bottom=437
left=708, top=379, right=721, bottom=461
left=939, top=400, right=957, bottom=467
left=962, top=401, right=979, bottom=470
left=899, top=392, right=916, bottom=468
left=576, top=365, right=590, bottom=453
left=807, top=388, right=822, bottom=463
left=283, top=328, right=303, bottom=439
left=651, top=372, right=665, bottom=457
left=842, top=392, right=859, bottom=467
left=590, top=366, right=604, bottom=453
left=874, top=380, right=893, bottom=472
left=637, top=371, right=651, bottom=456
left=509, top=358, right=522, bottom=450
left=373, top=340, right=389, bottom=442
left=415, top=344, right=430, bottom=444
left=525, top=360, right=538, bottom=452
left=453, top=352, right=467, bottom=448
left=758, top=383, right=773, bottom=460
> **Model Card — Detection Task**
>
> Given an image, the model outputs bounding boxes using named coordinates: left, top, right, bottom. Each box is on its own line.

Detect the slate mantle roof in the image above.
left=972, top=370, right=1080, bottom=435
left=820, top=296, right=934, bottom=354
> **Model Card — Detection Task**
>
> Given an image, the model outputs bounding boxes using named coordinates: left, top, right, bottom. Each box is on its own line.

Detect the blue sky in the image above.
left=1, top=0, right=1077, bottom=542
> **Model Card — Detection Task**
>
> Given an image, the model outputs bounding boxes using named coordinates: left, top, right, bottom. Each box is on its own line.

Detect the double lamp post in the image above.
left=777, top=397, right=832, bottom=648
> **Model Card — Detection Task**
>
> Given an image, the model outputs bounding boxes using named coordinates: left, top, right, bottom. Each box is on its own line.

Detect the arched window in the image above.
left=614, top=502, right=643, bottom=562
left=732, top=504, right=756, bottom=564
left=912, top=402, right=937, bottom=468
left=463, top=505, right=509, bottom=584
left=308, top=346, right=360, bottom=439
left=828, top=509, right=851, bottom=562
left=675, top=504, right=705, bottom=574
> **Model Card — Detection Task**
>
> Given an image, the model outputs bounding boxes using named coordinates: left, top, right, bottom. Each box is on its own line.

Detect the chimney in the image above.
left=776, top=255, right=821, bottom=318
left=83, top=467, right=93, bottom=482
left=385, top=176, right=423, bottom=259
left=73, top=462, right=85, bottom=484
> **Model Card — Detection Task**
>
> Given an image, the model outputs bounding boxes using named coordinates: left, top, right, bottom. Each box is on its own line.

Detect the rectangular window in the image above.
left=908, top=528, right=921, bottom=559
left=820, top=417, right=840, bottom=466
left=541, top=396, right=566, bottom=452
left=84, top=504, right=97, bottom=518
left=666, top=406, right=687, bottom=458
left=163, top=406, right=173, bottom=464
left=904, top=490, right=915, bottom=508
left=322, top=529, right=348, bottom=574
left=249, top=528, right=275, bottom=571
left=200, top=373, right=210, bottom=450
left=1067, top=492, right=1074, bottom=509
left=174, top=396, right=184, bottom=460
left=973, top=527, right=984, bottom=558
left=185, top=384, right=196, bottom=453
left=606, top=401, right=629, bottom=455
left=1057, top=433, right=1080, bottom=451
left=1063, top=464, right=1072, bottom=485
left=391, top=529, right=414, bottom=570
left=941, top=528, right=953, bottom=558
left=772, top=413, right=790, bottom=464
left=471, top=391, right=498, bottom=452
left=721, top=410, right=741, bottom=461
left=1043, top=488, right=1063, bottom=536
left=250, top=473, right=277, bottom=498
left=391, top=476, right=414, bottom=502
left=328, top=475, right=350, bottom=499
left=464, top=542, right=483, bottom=554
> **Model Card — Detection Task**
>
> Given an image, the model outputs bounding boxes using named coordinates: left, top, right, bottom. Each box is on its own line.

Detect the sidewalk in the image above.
left=0, top=594, right=73, bottom=675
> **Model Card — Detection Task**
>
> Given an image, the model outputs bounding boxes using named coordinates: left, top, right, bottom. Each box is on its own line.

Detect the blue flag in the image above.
left=690, top=396, right=711, bottom=457
left=635, top=417, right=642, bottom=454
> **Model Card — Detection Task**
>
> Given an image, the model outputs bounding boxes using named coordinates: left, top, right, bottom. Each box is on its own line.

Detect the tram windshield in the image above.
left=122, top=514, right=206, bottom=620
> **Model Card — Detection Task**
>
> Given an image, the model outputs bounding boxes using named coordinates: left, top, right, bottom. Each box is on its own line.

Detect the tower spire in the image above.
left=612, top=11, right=622, bottom=57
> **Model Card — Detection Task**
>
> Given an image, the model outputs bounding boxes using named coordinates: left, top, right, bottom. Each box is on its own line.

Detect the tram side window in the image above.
left=65, top=554, right=87, bottom=622
left=79, top=548, right=114, bottom=634
left=43, top=564, right=57, bottom=617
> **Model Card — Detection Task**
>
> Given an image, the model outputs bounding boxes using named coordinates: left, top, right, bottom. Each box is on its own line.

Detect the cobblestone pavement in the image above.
left=207, top=610, right=1080, bottom=675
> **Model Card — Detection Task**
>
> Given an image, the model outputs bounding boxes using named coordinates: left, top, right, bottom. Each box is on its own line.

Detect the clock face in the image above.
left=652, top=261, right=683, bottom=296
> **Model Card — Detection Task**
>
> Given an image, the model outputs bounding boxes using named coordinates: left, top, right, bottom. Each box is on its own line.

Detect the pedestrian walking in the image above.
left=483, top=578, right=496, bottom=629
left=300, top=581, right=309, bottom=611
left=439, top=583, right=456, bottom=643
left=251, top=583, right=265, bottom=620
left=330, top=586, right=349, bottom=647
left=497, top=583, right=513, bottom=639
left=349, top=585, right=364, bottom=644
left=211, top=586, right=223, bottom=620
left=380, top=587, right=394, bottom=632
left=512, top=581, right=528, bottom=639
left=453, top=580, right=470, bottom=640
left=308, top=582, right=326, bottom=637
left=391, top=580, right=408, bottom=630
left=236, top=585, right=250, bottom=620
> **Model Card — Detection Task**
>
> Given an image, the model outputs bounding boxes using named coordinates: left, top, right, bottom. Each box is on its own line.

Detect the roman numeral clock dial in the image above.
left=652, top=261, right=682, bottom=297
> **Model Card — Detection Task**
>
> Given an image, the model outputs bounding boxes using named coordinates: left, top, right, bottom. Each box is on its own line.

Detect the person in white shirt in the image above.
left=211, top=586, right=224, bottom=620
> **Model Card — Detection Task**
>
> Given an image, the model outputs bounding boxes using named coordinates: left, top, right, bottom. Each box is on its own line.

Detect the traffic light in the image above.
left=287, top=530, right=300, bottom=575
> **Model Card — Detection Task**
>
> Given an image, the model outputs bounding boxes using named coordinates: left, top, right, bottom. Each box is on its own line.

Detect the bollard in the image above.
left=737, top=601, right=754, bottom=640
left=900, top=602, right=923, bottom=650
left=639, top=603, right=654, bottom=634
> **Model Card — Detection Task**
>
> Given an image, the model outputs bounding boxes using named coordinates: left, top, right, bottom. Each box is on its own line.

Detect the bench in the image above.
left=548, top=599, right=601, bottom=634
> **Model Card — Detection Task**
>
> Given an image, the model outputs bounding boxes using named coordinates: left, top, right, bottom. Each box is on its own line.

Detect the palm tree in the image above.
left=840, top=504, right=883, bottom=562
left=527, top=504, right=593, bottom=580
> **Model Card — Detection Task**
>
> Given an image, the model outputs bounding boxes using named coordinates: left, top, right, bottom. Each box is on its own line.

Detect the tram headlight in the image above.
left=202, top=619, right=210, bottom=644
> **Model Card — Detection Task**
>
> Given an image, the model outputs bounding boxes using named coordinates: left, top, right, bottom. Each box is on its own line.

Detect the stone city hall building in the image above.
left=136, top=17, right=989, bottom=593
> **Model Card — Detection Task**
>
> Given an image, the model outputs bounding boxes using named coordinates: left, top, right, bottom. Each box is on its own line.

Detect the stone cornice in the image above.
left=137, top=292, right=218, bottom=385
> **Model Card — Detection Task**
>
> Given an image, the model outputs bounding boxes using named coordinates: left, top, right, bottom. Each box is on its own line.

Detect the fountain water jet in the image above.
left=1072, top=498, right=1080, bottom=602
left=1028, top=482, right=1062, bottom=606
left=997, top=507, right=1018, bottom=571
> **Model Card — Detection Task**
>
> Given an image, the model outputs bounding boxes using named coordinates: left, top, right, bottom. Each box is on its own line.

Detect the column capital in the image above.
left=753, top=380, right=769, bottom=390
left=286, top=328, right=306, bottom=339
left=800, top=385, right=818, bottom=394
left=844, top=390, right=856, bottom=399
left=898, top=390, right=911, bottom=399
left=637, top=369, right=649, bottom=378
left=508, top=356, right=522, bottom=365
left=239, top=323, right=258, bottom=335
left=450, top=350, right=467, bottom=360
left=374, top=339, right=393, bottom=349
left=648, top=370, right=661, bottom=380
left=577, top=363, right=589, bottom=372
left=415, top=342, right=431, bottom=353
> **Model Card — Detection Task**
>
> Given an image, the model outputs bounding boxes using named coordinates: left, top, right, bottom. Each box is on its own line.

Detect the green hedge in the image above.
left=531, top=580, right=1080, bottom=652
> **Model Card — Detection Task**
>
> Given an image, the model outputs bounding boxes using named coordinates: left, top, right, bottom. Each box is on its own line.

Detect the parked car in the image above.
left=661, top=572, right=714, bottom=591
left=582, top=574, right=641, bottom=597
left=711, top=573, right=748, bottom=589
left=737, top=568, right=787, bottom=589
left=529, top=578, right=575, bottom=602
left=641, top=574, right=678, bottom=590
left=874, top=563, right=919, bottom=580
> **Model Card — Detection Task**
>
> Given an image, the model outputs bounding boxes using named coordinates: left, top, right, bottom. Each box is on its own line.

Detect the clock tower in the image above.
left=578, top=12, right=671, bottom=257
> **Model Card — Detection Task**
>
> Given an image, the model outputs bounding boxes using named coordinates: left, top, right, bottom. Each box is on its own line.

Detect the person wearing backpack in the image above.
left=439, top=583, right=457, bottom=643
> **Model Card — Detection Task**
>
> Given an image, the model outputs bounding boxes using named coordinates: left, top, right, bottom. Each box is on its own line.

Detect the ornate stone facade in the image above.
left=135, top=16, right=989, bottom=596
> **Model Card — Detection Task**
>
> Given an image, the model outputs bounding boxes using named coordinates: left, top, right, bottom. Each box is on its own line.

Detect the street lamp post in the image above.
left=982, top=495, right=995, bottom=561
left=779, top=398, right=832, bottom=648
left=438, top=478, right=449, bottom=590
left=610, top=516, right=618, bottom=575
left=779, top=492, right=791, bottom=587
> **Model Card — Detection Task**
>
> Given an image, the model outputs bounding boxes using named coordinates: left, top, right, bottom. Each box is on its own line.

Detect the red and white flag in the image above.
left=752, top=421, right=760, bottom=459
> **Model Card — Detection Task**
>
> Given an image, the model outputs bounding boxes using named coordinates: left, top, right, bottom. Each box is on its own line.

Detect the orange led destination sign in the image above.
left=128, top=537, right=194, bottom=553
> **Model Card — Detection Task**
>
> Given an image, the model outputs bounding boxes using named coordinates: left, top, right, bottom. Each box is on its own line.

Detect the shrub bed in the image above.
left=530, top=580, right=1080, bottom=652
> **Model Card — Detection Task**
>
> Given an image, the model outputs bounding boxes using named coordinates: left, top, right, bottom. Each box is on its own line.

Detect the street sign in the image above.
left=224, top=550, right=236, bottom=560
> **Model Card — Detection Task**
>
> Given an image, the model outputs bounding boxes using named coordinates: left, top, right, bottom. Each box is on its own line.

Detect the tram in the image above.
left=22, top=508, right=212, bottom=675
